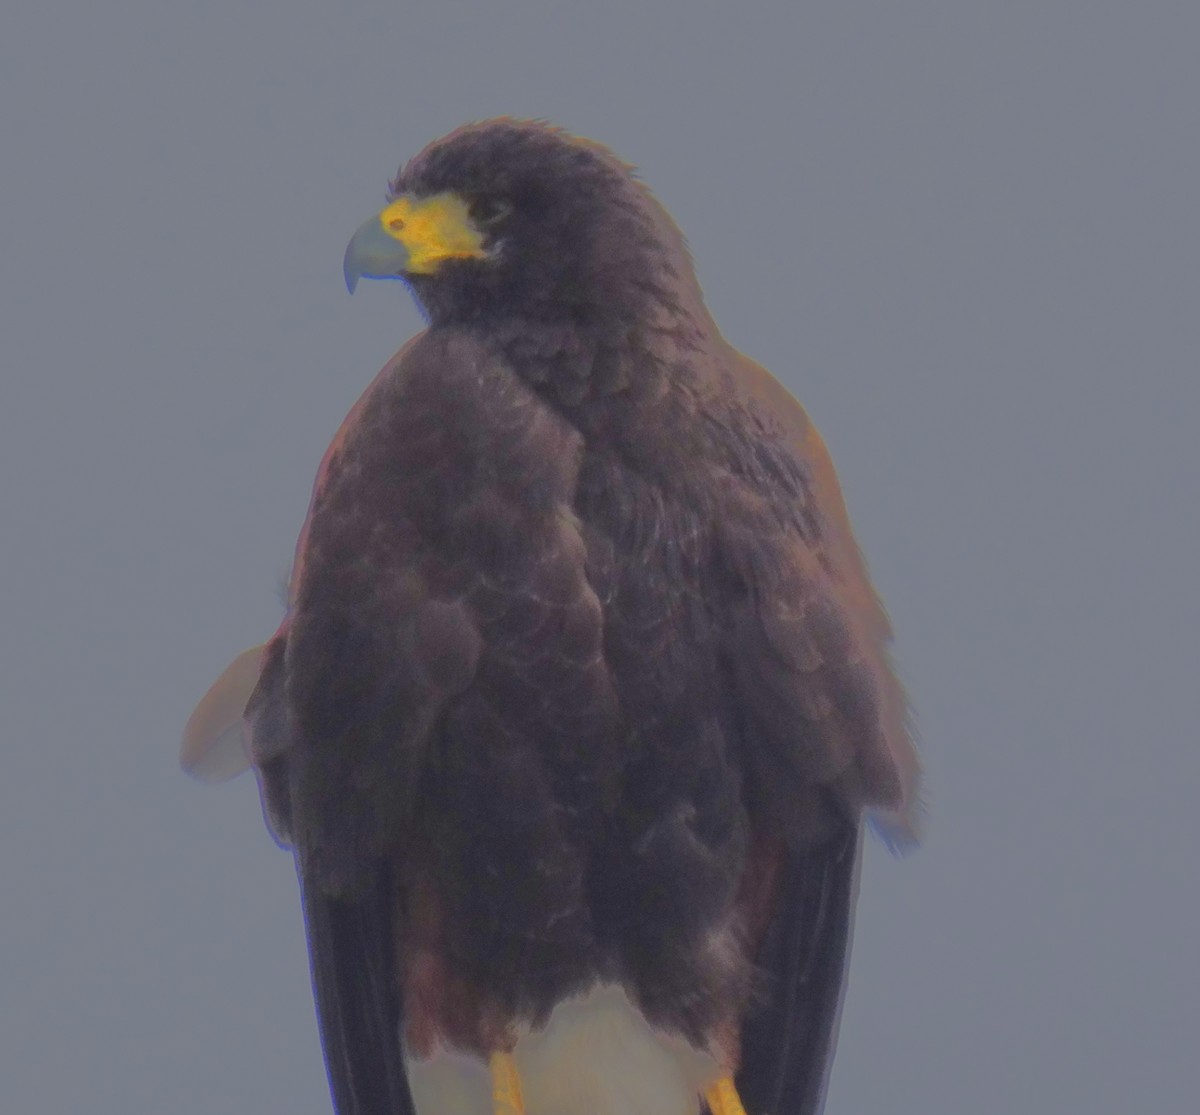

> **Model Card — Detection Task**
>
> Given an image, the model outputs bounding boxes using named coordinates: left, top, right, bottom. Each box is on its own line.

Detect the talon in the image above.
left=704, top=1076, right=748, bottom=1115
left=490, top=1050, right=525, bottom=1115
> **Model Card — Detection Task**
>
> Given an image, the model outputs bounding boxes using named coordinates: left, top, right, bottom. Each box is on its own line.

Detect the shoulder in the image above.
left=719, top=344, right=889, bottom=633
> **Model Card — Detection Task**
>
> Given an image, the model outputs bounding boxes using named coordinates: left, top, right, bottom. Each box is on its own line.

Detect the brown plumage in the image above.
left=184, top=119, right=919, bottom=1115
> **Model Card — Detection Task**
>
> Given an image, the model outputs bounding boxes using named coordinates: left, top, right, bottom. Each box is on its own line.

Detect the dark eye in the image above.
left=469, top=196, right=513, bottom=227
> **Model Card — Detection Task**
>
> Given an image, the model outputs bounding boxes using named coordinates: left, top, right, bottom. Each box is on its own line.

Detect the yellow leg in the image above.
left=704, top=1076, right=748, bottom=1115
left=490, top=1051, right=525, bottom=1115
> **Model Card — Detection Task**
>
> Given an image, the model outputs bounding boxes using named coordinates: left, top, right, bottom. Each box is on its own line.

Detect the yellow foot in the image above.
left=704, top=1076, right=748, bottom=1115
left=490, top=1051, right=525, bottom=1115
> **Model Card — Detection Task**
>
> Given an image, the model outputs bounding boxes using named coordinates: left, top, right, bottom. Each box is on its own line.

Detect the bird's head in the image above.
left=344, top=119, right=693, bottom=328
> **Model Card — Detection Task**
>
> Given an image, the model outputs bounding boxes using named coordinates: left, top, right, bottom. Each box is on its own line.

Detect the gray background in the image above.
left=3, top=2, right=1196, bottom=1112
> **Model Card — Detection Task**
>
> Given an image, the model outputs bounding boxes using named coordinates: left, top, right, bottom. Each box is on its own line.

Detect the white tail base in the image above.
left=407, top=984, right=718, bottom=1115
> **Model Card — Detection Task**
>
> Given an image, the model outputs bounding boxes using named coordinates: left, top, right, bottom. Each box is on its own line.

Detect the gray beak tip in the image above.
left=343, top=214, right=410, bottom=296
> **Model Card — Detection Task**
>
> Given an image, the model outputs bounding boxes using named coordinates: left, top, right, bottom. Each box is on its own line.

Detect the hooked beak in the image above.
left=343, top=193, right=487, bottom=292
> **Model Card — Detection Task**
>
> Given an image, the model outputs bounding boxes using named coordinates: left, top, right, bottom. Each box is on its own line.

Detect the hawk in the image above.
left=183, top=119, right=919, bottom=1115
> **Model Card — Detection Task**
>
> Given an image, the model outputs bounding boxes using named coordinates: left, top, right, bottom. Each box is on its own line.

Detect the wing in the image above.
left=711, top=349, right=920, bottom=1113
left=719, top=346, right=920, bottom=845
left=735, top=825, right=861, bottom=1115
left=195, top=625, right=410, bottom=1115
left=181, top=633, right=414, bottom=1115
left=298, top=863, right=416, bottom=1115
left=239, top=330, right=619, bottom=1112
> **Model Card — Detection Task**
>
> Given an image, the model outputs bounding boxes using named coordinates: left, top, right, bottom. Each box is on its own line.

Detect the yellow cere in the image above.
left=378, top=193, right=487, bottom=274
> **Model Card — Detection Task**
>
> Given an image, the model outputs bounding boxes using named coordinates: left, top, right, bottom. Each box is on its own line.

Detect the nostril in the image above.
left=388, top=218, right=406, bottom=232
